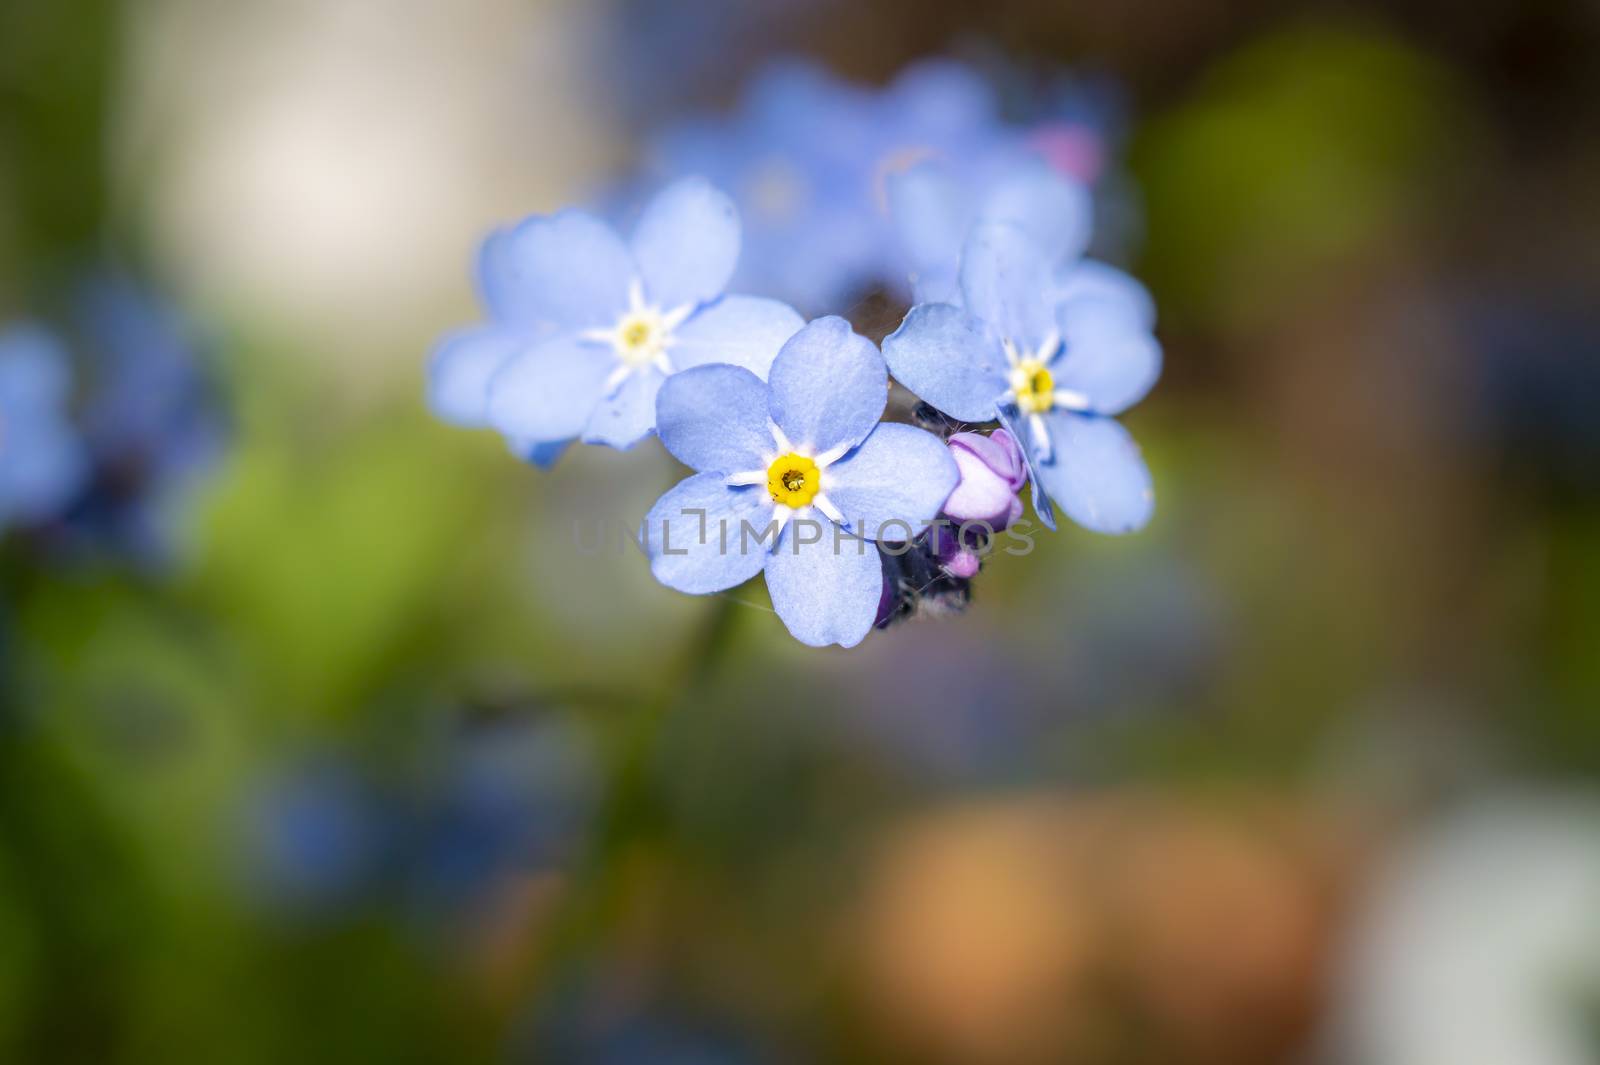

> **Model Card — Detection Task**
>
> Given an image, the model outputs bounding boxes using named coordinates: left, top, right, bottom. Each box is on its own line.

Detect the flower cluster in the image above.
left=429, top=59, right=1161, bottom=649
left=0, top=277, right=225, bottom=566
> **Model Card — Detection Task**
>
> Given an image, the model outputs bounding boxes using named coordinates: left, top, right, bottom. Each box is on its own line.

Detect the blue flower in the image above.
left=883, top=222, right=1160, bottom=534
left=70, top=276, right=226, bottom=563
left=0, top=324, right=87, bottom=535
left=433, top=177, right=803, bottom=457
left=238, top=760, right=381, bottom=917
left=648, top=60, right=881, bottom=314
left=646, top=316, right=958, bottom=648
left=648, top=58, right=1016, bottom=314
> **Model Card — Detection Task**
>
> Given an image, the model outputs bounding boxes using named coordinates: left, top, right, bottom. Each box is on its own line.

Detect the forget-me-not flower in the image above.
left=442, top=177, right=803, bottom=456
left=883, top=222, right=1160, bottom=534
left=0, top=325, right=87, bottom=535
left=646, top=316, right=958, bottom=648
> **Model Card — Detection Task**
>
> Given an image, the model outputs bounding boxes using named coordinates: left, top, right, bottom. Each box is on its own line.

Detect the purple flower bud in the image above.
left=942, top=429, right=1027, bottom=531
left=930, top=521, right=983, bottom=579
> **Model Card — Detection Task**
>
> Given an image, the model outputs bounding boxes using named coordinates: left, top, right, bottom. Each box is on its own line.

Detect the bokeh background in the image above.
left=3, top=0, right=1600, bottom=1062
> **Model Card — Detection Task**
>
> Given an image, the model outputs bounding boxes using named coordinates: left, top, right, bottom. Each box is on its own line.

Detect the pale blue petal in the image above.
left=822, top=424, right=959, bottom=541
left=978, top=163, right=1092, bottom=266
left=477, top=226, right=534, bottom=327
left=888, top=161, right=970, bottom=277
left=582, top=368, right=664, bottom=450
left=631, top=177, right=740, bottom=311
left=996, top=404, right=1057, bottom=531
left=881, top=303, right=1009, bottom=423
left=767, top=316, right=886, bottom=455
left=764, top=520, right=881, bottom=648
left=1055, top=260, right=1157, bottom=330
left=427, top=327, right=522, bottom=427
left=910, top=265, right=961, bottom=306
left=1033, top=412, right=1153, bottom=534
left=671, top=295, right=803, bottom=378
left=486, top=333, right=613, bottom=443
left=1054, top=300, right=1162, bottom=415
left=486, top=210, right=634, bottom=330
left=655, top=364, right=772, bottom=474
left=959, top=222, right=1054, bottom=349
left=645, top=474, right=776, bottom=595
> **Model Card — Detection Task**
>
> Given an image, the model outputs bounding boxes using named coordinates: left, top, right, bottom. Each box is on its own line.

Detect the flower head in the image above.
left=646, top=316, right=959, bottom=648
left=882, top=222, right=1161, bottom=534
left=0, top=325, right=87, bottom=535
left=431, top=176, right=803, bottom=458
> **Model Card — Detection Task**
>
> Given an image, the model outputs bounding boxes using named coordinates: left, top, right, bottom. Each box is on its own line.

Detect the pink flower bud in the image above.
left=943, top=429, right=1027, bottom=531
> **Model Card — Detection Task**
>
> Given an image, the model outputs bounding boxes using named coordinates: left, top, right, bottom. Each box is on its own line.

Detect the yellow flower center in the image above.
left=1010, top=359, right=1055, bottom=414
left=766, top=453, right=820, bottom=508
left=617, top=313, right=661, bottom=365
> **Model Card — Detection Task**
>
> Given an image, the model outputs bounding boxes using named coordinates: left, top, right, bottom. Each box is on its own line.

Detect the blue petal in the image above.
left=763, top=520, right=881, bottom=648
left=1054, top=300, right=1162, bottom=416
left=823, top=423, right=959, bottom=541
left=767, top=316, right=886, bottom=455
left=645, top=473, right=776, bottom=595
left=477, top=225, right=536, bottom=327
left=655, top=364, right=772, bottom=474
left=427, top=327, right=522, bottom=427
left=0, top=325, right=72, bottom=407
left=888, top=161, right=970, bottom=278
left=0, top=419, right=86, bottom=525
left=583, top=369, right=664, bottom=450
left=978, top=163, right=1092, bottom=266
left=959, top=222, right=1054, bottom=349
left=671, top=295, right=803, bottom=378
left=881, top=303, right=1009, bottom=423
left=505, top=437, right=570, bottom=468
left=485, top=210, right=634, bottom=330
left=886, top=60, right=998, bottom=136
left=1033, top=412, right=1153, bottom=534
left=1055, top=260, right=1157, bottom=330
left=631, top=177, right=740, bottom=311
left=996, top=404, right=1057, bottom=531
left=486, top=333, right=613, bottom=444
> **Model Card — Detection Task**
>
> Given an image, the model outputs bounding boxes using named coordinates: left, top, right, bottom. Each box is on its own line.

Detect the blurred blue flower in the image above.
left=883, top=223, right=1161, bottom=534
left=66, top=276, right=225, bottom=564
left=434, top=177, right=803, bottom=457
left=647, top=61, right=880, bottom=315
left=410, top=716, right=597, bottom=913
left=647, top=316, right=957, bottom=648
left=888, top=156, right=1092, bottom=304
left=240, top=761, right=382, bottom=916
left=240, top=717, right=598, bottom=924
left=0, top=324, right=87, bottom=535
left=648, top=58, right=1019, bottom=314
